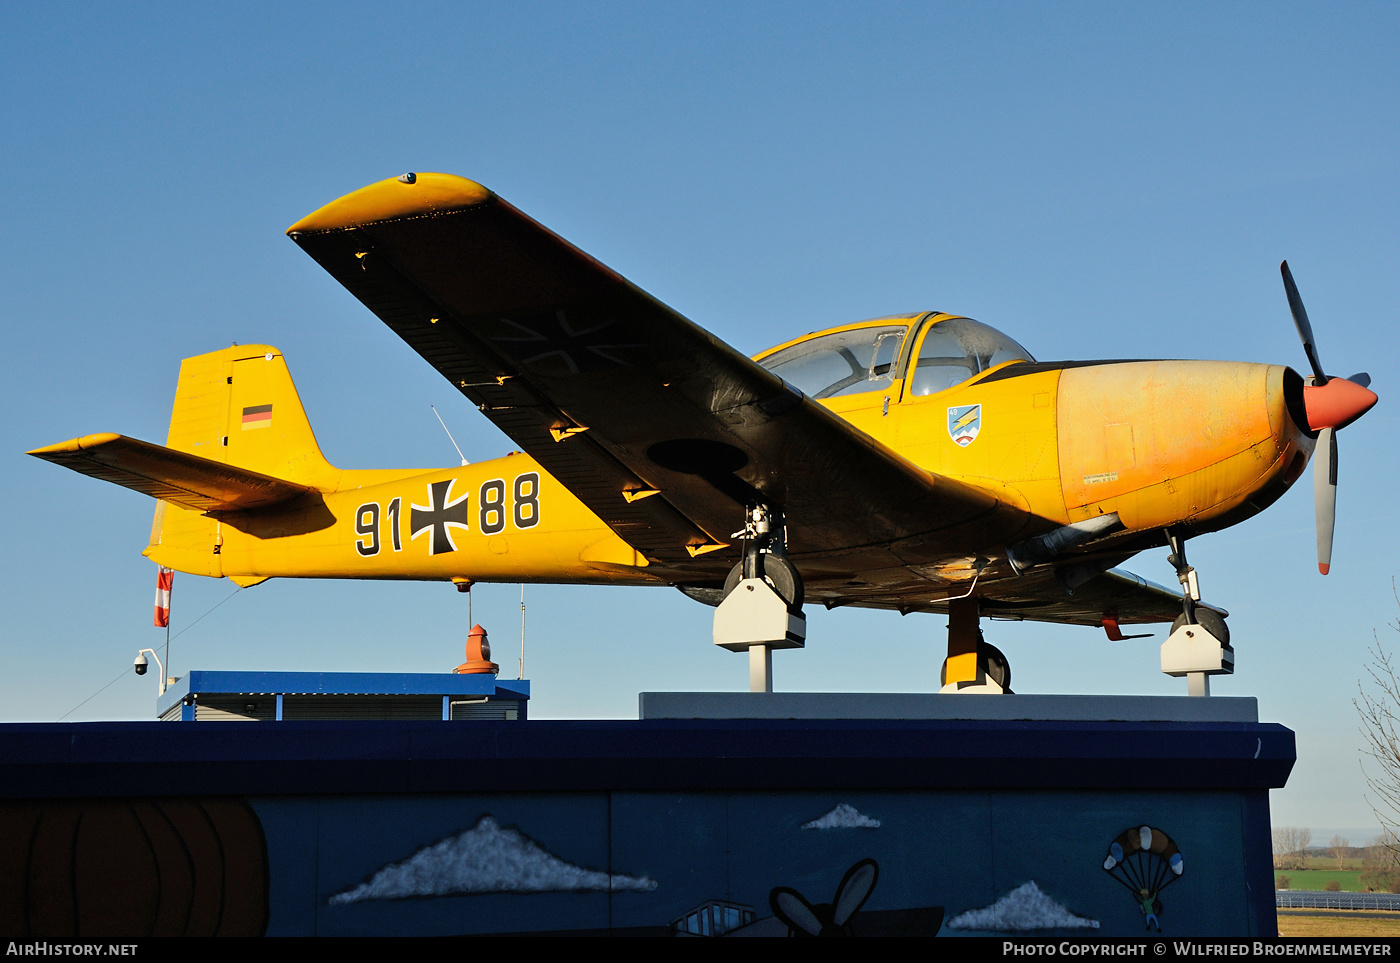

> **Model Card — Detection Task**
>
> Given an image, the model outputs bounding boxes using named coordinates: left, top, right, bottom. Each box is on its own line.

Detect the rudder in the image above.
left=165, top=345, right=338, bottom=487
left=148, top=345, right=338, bottom=576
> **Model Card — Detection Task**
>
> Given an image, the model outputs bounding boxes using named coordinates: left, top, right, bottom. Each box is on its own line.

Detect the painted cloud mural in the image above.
left=329, top=815, right=658, bottom=904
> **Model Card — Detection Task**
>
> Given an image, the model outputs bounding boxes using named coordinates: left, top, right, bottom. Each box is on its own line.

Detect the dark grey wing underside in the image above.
left=289, top=184, right=1030, bottom=583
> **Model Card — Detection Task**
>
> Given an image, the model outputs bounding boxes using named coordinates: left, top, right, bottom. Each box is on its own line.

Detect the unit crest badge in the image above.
left=947, top=404, right=981, bottom=447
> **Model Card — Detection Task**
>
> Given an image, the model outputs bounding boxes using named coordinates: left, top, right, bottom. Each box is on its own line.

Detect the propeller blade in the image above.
left=1314, top=427, right=1337, bottom=575
left=1281, top=260, right=1327, bottom=385
left=1348, top=372, right=1372, bottom=389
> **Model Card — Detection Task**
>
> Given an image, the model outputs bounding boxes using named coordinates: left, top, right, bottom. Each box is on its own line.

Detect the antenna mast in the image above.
left=431, top=405, right=470, bottom=466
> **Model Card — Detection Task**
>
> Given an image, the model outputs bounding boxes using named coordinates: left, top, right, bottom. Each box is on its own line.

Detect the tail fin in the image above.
left=165, top=344, right=340, bottom=487
left=153, top=345, right=337, bottom=577
left=31, top=345, right=348, bottom=581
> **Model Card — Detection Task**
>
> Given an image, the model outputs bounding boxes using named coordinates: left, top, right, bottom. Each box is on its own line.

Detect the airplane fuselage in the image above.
left=144, top=317, right=1315, bottom=609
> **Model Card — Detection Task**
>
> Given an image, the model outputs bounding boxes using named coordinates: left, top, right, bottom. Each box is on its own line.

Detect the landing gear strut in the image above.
left=938, top=596, right=1013, bottom=694
left=1159, top=531, right=1233, bottom=696
left=713, top=504, right=806, bottom=692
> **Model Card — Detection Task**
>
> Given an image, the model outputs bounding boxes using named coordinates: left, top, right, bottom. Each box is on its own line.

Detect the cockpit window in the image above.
left=909, top=318, right=1034, bottom=396
left=758, top=325, right=908, bottom=399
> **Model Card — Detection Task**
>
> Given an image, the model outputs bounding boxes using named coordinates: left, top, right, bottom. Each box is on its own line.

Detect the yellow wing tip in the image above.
left=28, top=432, right=123, bottom=457
left=286, top=172, right=493, bottom=234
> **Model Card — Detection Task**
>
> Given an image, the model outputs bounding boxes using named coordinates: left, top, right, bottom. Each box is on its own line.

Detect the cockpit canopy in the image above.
left=756, top=315, right=1034, bottom=399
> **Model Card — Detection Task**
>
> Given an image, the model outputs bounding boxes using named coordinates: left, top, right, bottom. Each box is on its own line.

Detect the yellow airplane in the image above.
left=29, top=173, right=1378, bottom=693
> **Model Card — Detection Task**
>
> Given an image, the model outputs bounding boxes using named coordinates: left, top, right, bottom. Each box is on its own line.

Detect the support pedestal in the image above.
left=1161, top=623, right=1234, bottom=697
left=713, top=577, right=805, bottom=692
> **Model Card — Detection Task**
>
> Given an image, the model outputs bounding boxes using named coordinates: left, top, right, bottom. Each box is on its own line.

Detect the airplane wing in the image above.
left=820, top=557, right=1213, bottom=626
left=28, top=433, right=314, bottom=512
left=974, top=566, right=1219, bottom=627
left=287, top=174, right=1032, bottom=582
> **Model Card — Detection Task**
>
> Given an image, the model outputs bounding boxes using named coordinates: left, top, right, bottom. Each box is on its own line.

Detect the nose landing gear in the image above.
left=938, top=596, right=1013, bottom=694
left=1159, top=532, right=1233, bottom=696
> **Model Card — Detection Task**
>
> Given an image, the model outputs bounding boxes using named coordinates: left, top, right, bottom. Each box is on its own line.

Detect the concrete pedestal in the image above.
left=0, top=693, right=1290, bottom=937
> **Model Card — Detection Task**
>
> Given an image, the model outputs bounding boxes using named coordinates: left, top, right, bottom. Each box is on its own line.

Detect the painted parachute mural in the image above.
left=1102, top=825, right=1184, bottom=932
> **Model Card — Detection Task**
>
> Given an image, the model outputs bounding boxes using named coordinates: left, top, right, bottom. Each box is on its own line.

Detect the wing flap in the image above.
left=29, top=433, right=315, bottom=512
left=972, top=566, right=1194, bottom=626
left=289, top=174, right=1030, bottom=577
left=829, top=565, right=1222, bottom=627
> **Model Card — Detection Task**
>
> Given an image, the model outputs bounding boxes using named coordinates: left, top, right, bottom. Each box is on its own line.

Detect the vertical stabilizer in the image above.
left=147, top=345, right=339, bottom=575
left=165, top=345, right=339, bottom=487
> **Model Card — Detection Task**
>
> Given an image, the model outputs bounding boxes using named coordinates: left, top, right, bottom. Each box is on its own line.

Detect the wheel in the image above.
left=722, top=555, right=804, bottom=608
left=938, top=640, right=1012, bottom=692
left=1170, top=609, right=1229, bottom=645
left=979, top=641, right=1011, bottom=692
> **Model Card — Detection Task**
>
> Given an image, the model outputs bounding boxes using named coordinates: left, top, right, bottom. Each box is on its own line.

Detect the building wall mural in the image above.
left=0, top=798, right=268, bottom=938
left=0, top=790, right=1255, bottom=936
left=238, top=789, right=1250, bottom=936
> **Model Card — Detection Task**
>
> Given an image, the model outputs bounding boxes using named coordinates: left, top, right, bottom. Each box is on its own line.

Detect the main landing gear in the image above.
left=712, top=504, right=806, bottom=692
left=1158, top=531, right=1233, bottom=696
left=938, top=596, right=1013, bottom=693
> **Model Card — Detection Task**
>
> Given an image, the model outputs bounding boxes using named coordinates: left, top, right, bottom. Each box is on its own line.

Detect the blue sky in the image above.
left=3, top=2, right=1398, bottom=836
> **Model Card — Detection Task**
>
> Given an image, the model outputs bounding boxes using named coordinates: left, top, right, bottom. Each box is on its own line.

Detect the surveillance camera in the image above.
left=134, top=652, right=148, bottom=676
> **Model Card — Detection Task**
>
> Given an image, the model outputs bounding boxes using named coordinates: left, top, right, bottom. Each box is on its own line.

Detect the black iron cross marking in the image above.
left=489, top=309, right=645, bottom=374
left=410, top=480, right=470, bottom=555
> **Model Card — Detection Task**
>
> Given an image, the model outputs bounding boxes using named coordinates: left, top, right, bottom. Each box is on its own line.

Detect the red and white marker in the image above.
left=153, top=566, right=173, bottom=628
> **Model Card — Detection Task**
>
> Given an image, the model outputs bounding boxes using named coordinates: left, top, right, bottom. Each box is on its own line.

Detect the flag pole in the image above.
left=154, top=566, right=174, bottom=696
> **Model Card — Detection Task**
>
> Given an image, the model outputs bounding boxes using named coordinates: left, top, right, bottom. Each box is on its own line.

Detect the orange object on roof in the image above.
left=455, top=624, right=499, bottom=675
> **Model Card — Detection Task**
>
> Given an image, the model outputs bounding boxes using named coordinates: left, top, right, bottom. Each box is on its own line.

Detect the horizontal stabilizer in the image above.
left=28, top=433, right=314, bottom=512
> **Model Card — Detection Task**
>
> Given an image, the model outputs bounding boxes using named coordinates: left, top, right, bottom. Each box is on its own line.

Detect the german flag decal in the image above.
left=241, top=404, right=272, bottom=430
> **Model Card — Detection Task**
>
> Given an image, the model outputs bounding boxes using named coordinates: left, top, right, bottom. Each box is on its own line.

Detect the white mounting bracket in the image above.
left=713, top=577, right=805, bottom=693
left=1160, top=622, right=1234, bottom=697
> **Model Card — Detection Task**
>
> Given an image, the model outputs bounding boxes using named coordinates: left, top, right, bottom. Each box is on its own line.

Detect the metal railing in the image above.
left=1276, top=890, right=1400, bottom=911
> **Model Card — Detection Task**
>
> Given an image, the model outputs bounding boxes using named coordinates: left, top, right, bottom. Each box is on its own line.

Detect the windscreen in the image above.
left=909, top=318, right=1034, bottom=395
left=758, top=325, right=908, bottom=399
